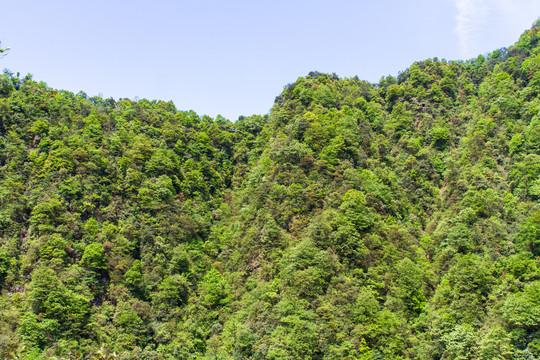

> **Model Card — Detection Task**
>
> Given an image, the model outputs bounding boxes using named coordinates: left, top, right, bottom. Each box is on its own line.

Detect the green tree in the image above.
left=503, top=280, right=540, bottom=329
left=21, top=267, right=90, bottom=348
left=516, top=210, right=540, bottom=255
left=152, top=274, right=189, bottom=318
left=124, top=260, right=144, bottom=296
left=395, top=258, right=426, bottom=315
left=0, top=41, right=8, bottom=56
left=199, top=268, right=231, bottom=308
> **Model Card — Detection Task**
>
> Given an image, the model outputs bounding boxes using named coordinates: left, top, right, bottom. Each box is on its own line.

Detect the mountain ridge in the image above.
left=1, top=21, right=540, bottom=359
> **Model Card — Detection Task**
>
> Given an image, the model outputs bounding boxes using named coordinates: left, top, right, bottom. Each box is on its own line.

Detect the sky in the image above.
left=1, top=0, right=540, bottom=120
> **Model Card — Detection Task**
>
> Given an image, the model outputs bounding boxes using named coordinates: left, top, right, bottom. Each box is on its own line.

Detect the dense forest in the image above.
left=1, top=21, right=540, bottom=360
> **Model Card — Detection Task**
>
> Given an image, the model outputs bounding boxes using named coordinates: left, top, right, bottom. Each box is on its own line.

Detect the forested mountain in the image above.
left=1, top=21, right=540, bottom=360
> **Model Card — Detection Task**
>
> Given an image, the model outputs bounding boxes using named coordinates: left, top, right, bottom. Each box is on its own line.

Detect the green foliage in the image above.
left=280, top=240, right=336, bottom=298
left=152, top=274, right=189, bottom=318
left=516, top=210, right=540, bottom=255
left=199, top=268, right=231, bottom=308
left=503, top=281, right=540, bottom=328
left=124, top=259, right=143, bottom=295
left=1, top=22, right=540, bottom=359
left=21, top=267, right=90, bottom=349
left=395, top=258, right=426, bottom=315
left=440, top=324, right=479, bottom=360
left=80, top=243, right=107, bottom=272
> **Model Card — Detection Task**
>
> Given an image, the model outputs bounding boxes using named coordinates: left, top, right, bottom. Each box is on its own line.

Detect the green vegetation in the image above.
left=1, top=21, right=540, bottom=359
left=0, top=42, right=8, bottom=55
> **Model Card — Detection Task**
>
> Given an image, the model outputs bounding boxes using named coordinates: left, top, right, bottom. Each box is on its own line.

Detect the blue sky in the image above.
left=1, top=0, right=540, bottom=120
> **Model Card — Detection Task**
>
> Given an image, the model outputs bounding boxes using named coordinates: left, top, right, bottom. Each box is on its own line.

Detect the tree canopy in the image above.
left=1, top=21, right=540, bottom=359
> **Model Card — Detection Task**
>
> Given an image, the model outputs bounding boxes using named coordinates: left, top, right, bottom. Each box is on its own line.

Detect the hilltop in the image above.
left=1, top=21, right=540, bottom=359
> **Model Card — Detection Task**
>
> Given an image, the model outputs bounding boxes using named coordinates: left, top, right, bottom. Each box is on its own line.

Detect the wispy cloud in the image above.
left=454, top=0, right=491, bottom=58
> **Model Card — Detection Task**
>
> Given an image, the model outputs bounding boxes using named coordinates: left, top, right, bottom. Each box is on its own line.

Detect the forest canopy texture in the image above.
left=1, top=21, right=540, bottom=360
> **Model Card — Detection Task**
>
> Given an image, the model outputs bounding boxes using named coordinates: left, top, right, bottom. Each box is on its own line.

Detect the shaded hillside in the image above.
left=1, top=21, right=540, bottom=360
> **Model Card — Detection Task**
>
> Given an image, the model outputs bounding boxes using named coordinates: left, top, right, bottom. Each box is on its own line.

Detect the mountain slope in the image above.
left=1, top=21, right=540, bottom=360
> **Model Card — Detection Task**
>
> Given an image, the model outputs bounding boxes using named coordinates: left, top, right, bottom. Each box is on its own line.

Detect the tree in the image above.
left=21, top=267, right=90, bottom=348
left=503, top=281, right=540, bottom=329
left=152, top=274, right=190, bottom=318
left=80, top=243, right=107, bottom=272
left=0, top=41, right=8, bottom=56
left=515, top=210, right=540, bottom=255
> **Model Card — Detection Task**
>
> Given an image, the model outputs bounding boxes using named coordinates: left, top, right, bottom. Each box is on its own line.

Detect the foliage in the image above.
left=1, top=21, right=540, bottom=359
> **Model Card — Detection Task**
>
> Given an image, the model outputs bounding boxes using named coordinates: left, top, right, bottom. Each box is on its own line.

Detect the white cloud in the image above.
left=454, top=0, right=491, bottom=58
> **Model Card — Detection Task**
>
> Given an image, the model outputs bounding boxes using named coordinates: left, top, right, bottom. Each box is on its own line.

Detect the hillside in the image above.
left=1, top=22, right=540, bottom=359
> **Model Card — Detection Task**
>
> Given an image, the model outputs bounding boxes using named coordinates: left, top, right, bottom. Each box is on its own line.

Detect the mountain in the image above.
left=1, top=21, right=540, bottom=360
